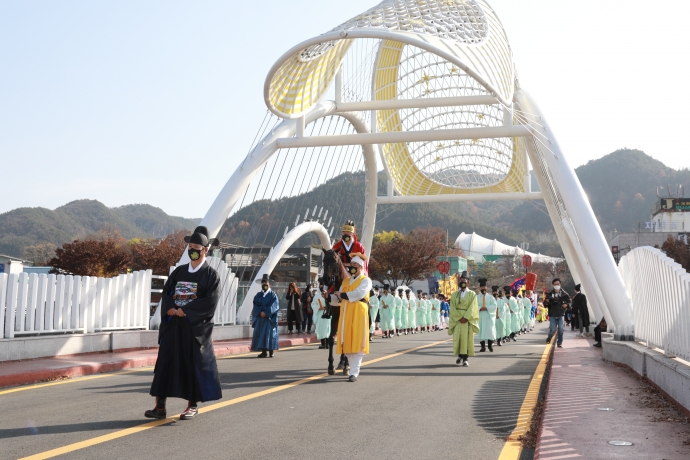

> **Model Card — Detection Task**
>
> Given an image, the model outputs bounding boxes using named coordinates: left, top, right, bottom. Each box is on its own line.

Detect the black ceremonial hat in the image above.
left=459, top=271, right=469, bottom=280
left=261, top=274, right=270, bottom=283
left=478, top=278, right=487, bottom=287
left=397, top=288, right=403, bottom=293
left=184, top=226, right=219, bottom=247
left=503, top=285, right=511, bottom=292
left=383, top=284, right=390, bottom=290
left=575, top=284, right=581, bottom=291
left=491, top=285, right=499, bottom=291
left=417, top=289, right=422, bottom=294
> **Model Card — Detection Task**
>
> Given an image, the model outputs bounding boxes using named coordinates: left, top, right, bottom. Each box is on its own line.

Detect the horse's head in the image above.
left=322, top=249, right=338, bottom=277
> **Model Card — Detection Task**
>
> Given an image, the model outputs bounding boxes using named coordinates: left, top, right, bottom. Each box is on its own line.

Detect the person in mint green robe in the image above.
left=422, top=292, right=431, bottom=332
left=379, top=285, right=395, bottom=338
left=311, top=284, right=330, bottom=348
left=407, top=290, right=417, bottom=333
left=521, top=291, right=532, bottom=332
left=504, top=287, right=520, bottom=341
left=476, top=278, right=497, bottom=352
left=415, top=289, right=426, bottom=332
left=369, top=288, right=380, bottom=338
left=492, top=286, right=505, bottom=346
left=430, top=294, right=441, bottom=330
left=449, top=271, right=479, bottom=366
left=394, top=289, right=403, bottom=336
left=400, top=290, right=409, bottom=334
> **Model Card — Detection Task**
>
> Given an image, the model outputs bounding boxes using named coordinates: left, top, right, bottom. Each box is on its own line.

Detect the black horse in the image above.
left=321, top=248, right=349, bottom=375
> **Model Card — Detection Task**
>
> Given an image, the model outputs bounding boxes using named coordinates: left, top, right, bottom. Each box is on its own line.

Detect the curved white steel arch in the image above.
left=187, top=101, right=379, bottom=267
left=514, top=89, right=634, bottom=338
left=235, top=221, right=332, bottom=325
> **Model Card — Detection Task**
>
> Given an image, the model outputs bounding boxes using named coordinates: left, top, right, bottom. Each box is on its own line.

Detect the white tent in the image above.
left=455, top=232, right=563, bottom=265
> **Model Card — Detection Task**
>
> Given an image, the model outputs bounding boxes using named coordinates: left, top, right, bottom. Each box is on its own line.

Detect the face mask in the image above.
left=460, top=282, right=467, bottom=289
left=348, top=266, right=358, bottom=275
left=188, top=248, right=202, bottom=261
left=262, top=284, right=269, bottom=291
left=480, top=289, right=486, bottom=294
left=554, top=285, right=561, bottom=291
left=342, top=235, right=351, bottom=243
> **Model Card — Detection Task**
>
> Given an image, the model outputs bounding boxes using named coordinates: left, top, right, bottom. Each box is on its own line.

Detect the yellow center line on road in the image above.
left=498, top=335, right=554, bottom=460
left=0, top=343, right=319, bottom=397
left=19, top=338, right=451, bottom=460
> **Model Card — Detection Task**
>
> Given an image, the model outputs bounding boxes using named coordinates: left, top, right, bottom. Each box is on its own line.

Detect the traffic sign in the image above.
left=437, top=261, right=450, bottom=274
left=522, top=254, right=532, bottom=269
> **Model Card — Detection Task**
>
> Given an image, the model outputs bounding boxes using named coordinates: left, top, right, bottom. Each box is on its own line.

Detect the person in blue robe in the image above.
left=250, top=274, right=280, bottom=358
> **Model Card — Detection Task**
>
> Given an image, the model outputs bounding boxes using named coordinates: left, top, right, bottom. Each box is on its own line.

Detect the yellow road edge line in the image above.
left=1, top=342, right=319, bottom=396
left=497, top=336, right=554, bottom=460
left=19, top=338, right=451, bottom=460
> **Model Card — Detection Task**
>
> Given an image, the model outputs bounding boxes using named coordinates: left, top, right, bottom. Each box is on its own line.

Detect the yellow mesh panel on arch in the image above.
left=268, top=40, right=352, bottom=117
left=373, top=39, right=526, bottom=195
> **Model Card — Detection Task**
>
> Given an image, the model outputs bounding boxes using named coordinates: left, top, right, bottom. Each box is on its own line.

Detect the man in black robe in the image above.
left=572, top=284, right=591, bottom=337
left=146, top=226, right=223, bottom=420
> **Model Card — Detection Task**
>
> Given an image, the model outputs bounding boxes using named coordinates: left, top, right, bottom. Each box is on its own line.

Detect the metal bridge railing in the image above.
left=619, top=247, right=690, bottom=361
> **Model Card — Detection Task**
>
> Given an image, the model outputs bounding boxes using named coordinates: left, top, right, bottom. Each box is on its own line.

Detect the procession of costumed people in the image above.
left=146, top=221, right=549, bottom=420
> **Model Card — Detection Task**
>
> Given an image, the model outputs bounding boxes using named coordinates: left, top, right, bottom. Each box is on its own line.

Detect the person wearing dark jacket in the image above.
left=146, top=226, right=222, bottom=421
left=301, top=285, right=314, bottom=333
left=593, top=317, right=607, bottom=347
left=571, top=284, right=591, bottom=337
left=544, top=278, right=571, bottom=348
left=286, top=283, right=303, bottom=334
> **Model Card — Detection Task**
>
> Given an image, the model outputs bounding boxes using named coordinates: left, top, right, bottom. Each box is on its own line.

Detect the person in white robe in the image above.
left=476, top=279, right=497, bottom=352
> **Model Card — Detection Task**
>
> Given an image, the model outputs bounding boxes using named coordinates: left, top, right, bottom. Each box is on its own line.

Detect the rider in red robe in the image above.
left=332, top=220, right=368, bottom=274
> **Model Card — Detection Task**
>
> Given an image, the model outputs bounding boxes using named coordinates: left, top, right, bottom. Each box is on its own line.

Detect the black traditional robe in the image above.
left=150, top=261, right=222, bottom=403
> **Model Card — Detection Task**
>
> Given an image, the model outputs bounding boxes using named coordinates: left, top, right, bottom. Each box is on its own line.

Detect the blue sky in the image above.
left=1, top=0, right=688, bottom=217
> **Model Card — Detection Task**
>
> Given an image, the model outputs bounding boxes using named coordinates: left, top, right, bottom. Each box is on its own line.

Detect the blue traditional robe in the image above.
left=251, top=289, right=279, bottom=351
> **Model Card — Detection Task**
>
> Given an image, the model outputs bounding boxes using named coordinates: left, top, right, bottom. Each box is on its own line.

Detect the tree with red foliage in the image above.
left=48, top=230, right=131, bottom=277
left=369, top=227, right=446, bottom=288
left=130, top=230, right=188, bottom=275
left=662, top=235, right=690, bottom=271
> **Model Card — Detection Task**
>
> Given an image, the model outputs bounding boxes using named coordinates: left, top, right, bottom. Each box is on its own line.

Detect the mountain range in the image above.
left=0, top=200, right=199, bottom=258
left=1, top=149, right=687, bottom=259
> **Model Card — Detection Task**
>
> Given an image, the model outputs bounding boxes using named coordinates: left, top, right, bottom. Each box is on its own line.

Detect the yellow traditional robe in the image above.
left=448, top=289, right=479, bottom=356
left=336, top=274, right=370, bottom=355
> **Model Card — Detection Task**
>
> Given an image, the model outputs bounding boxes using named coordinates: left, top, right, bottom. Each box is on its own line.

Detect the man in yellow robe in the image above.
left=448, top=271, right=479, bottom=367
left=336, top=253, right=372, bottom=382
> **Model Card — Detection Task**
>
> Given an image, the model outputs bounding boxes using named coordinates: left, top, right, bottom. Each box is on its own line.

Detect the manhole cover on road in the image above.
left=608, top=441, right=633, bottom=446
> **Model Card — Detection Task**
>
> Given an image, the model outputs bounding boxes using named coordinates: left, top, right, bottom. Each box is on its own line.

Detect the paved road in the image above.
left=1, top=324, right=550, bottom=460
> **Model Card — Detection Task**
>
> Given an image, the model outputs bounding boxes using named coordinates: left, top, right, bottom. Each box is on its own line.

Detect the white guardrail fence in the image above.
left=0, top=270, right=153, bottom=338
left=619, top=246, right=690, bottom=362
left=0, top=256, right=239, bottom=340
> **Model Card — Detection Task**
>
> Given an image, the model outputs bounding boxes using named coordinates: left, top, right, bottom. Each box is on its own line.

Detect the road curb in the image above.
left=0, top=335, right=320, bottom=389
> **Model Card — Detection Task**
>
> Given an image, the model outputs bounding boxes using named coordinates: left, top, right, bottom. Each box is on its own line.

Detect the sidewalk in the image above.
left=535, top=328, right=690, bottom=459
left=0, top=333, right=321, bottom=389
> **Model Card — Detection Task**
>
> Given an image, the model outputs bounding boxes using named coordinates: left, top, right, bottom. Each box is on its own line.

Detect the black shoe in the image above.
left=488, top=345, right=493, bottom=352
left=456, top=357, right=462, bottom=365
left=545, top=337, right=550, bottom=344
left=557, top=344, right=563, bottom=348
left=258, top=351, right=268, bottom=358
left=269, top=350, right=274, bottom=358
left=479, top=347, right=486, bottom=352
left=144, top=407, right=167, bottom=419
left=593, top=342, right=602, bottom=348
left=180, top=405, right=198, bottom=420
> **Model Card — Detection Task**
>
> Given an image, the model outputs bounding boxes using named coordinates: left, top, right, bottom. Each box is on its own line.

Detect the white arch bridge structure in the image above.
left=186, top=0, right=643, bottom=338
